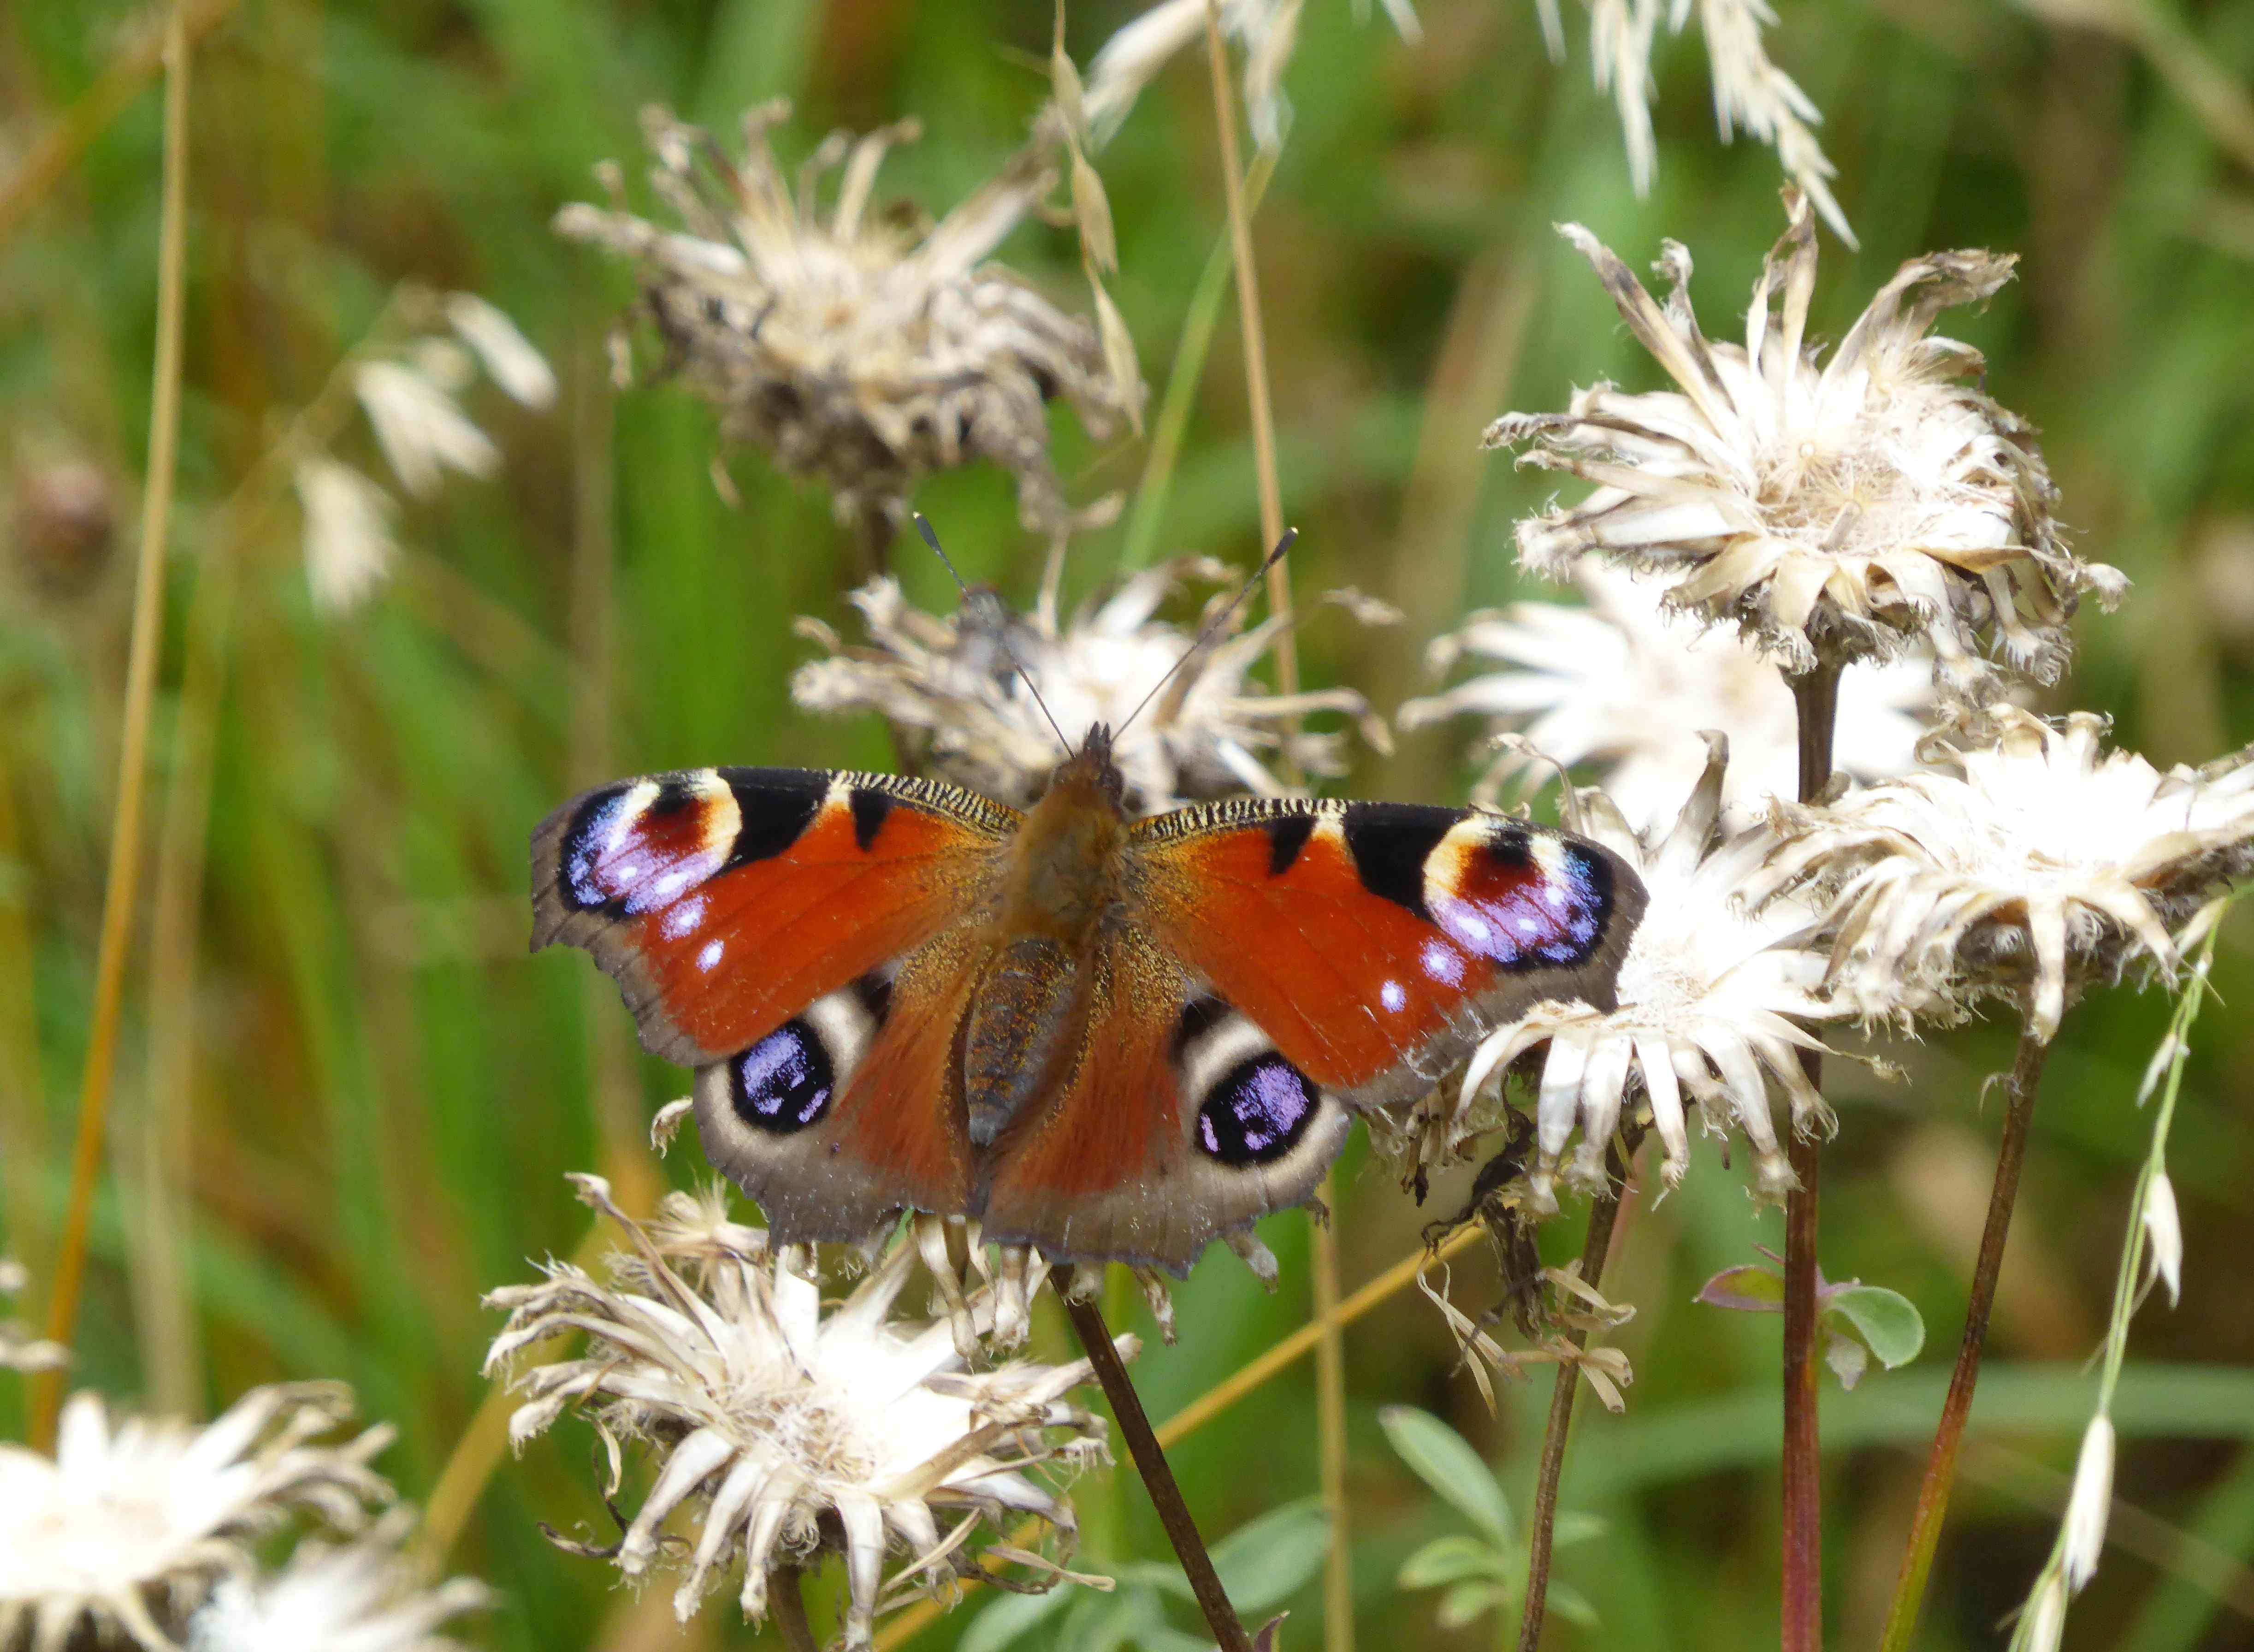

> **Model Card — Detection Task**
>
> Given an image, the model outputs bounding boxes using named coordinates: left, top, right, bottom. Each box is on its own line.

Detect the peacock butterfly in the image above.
left=531, top=724, right=1647, bottom=1274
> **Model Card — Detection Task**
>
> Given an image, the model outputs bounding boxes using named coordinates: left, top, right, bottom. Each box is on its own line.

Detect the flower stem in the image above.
left=1517, top=1135, right=1635, bottom=1652
left=770, top=1568, right=819, bottom=1652
left=1782, top=658, right=1842, bottom=1652
left=1877, top=1023, right=2051, bottom=1652
left=1054, top=1265, right=1252, bottom=1652
left=28, top=0, right=194, bottom=1450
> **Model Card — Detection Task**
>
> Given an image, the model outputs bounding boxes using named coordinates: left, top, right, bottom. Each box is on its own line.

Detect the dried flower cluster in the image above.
left=557, top=104, right=1137, bottom=535
left=1751, top=709, right=2254, bottom=1040
left=486, top=1177, right=1115, bottom=1649
left=1402, top=563, right=1931, bottom=831
left=1411, top=739, right=1847, bottom=1206
left=185, top=1510, right=492, bottom=1652
left=793, top=564, right=1392, bottom=814
left=0, top=1385, right=392, bottom=1652
left=1489, top=192, right=2122, bottom=705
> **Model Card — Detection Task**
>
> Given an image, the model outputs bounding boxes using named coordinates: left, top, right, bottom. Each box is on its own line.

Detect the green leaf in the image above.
left=1552, top=1511, right=1608, bottom=1548
left=1696, top=1264, right=1787, bottom=1313
left=959, top=1583, right=1081, bottom=1652
left=1378, top=1405, right=1514, bottom=1546
left=1824, top=1284, right=1926, bottom=1370
left=1550, top=1582, right=1602, bottom=1627
left=1398, top=1534, right=1506, bottom=1590
left=1436, top=1580, right=1510, bottom=1629
left=1211, top=1497, right=1331, bottom=1612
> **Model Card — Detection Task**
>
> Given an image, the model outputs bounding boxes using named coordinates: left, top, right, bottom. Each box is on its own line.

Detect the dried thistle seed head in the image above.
left=557, top=105, right=1138, bottom=535
left=791, top=566, right=1393, bottom=816
left=1750, top=708, right=2254, bottom=1042
left=1490, top=191, right=2123, bottom=705
left=185, top=1509, right=492, bottom=1652
left=1437, top=737, right=1865, bottom=1207
left=0, top=1385, right=394, bottom=1652
left=484, top=1176, right=1116, bottom=1651
left=1401, top=563, right=1934, bottom=833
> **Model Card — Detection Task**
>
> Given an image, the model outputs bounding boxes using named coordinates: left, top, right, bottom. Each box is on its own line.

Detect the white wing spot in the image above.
left=1420, top=939, right=1464, bottom=985
left=661, top=895, right=707, bottom=940
left=1380, top=979, right=1408, bottom=1014
left=696, top=939, right=724, bottom=972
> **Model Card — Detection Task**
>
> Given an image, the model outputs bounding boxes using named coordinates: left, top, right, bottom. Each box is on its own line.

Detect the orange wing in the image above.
left=1125, top=799, right=1646, bottom=1106
left=531, top=766, right=1015, bottom=1066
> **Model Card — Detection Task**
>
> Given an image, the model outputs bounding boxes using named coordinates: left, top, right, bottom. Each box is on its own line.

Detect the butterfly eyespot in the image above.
left=1195, top=1054, right=1318, bottom=1166
left=728, top=1020, right=834, bottom=1134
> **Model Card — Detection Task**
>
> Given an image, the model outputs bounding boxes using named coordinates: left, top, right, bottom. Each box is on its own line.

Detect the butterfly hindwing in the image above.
left=1125, top=799, right=1646, bottom=1106
left=531, top=767, right=1017, bottom=1065
left=979, top=928, right=1352, bottom=1273
left=691, top=934, right=989, bottom=1244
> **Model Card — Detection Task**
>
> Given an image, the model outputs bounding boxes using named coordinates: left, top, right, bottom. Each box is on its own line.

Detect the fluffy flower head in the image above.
left=1402, top=563, right=1931, bottom=832
left=557, top=104, right=1136, bottom=532
left=793, top=565, right=1391, bottom=815
left=0, top=1385, right=392, bottom=1652
left=485, top=1177, right=1115, bottom=1649
left=1752, top=709, right=2254, bottom=1040
left=1445, top=738, right=1852, bottom=1204
left=187, top=1510, right=491, bottom=1652
left=1488, top=191, right=2121, bottom=702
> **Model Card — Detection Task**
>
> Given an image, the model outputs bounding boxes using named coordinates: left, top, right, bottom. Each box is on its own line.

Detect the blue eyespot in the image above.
left=728, top=1021, right=833, bottom=1134
left=1196, top=1055, right=1317, bottom=1166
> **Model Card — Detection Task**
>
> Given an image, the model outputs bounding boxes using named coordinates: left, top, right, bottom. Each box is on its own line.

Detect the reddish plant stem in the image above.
left=1876, top=1024, right=2050, bottom=1651
left=1517, top=1135, right=1635, bottom=1652
left=1053, top=1266, right=1252, bottom=1652
left=769, top=1567, right=818, bottom=1652
left=1782, top=659, right=1841, bottom=1652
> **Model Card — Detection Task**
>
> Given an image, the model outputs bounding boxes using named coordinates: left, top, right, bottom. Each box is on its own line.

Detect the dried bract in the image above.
left=1751, top=709, right=2254, bottom=1040
left=0, top=1385, right=393, bottom=1652
left=556, top=105, right=1136, bottom=533
left=186, top=1510, right=491, bottom=1652
left=1401, top=563, right=1931, bottom=832
left=1442, top=737, right=1857, bottom=1206
left=792, top=567, right=1392, bottom=815
left=485, top=1176, right=1115, bottom=1650
left=0, top=1258, right=64, bottom=1374
left=1489, top=192, right=2122, bottom=704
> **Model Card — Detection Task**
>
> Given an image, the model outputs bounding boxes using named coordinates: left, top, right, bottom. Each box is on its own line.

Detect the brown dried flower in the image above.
left=557, top=104, right=1139, bottom=533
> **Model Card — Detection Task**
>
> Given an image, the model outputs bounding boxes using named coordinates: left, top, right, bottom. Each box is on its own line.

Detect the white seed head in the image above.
left=485, top=1176, right=1112, bottom=1649
left=1444, top=737, right=1855, bottom=1205
left=294, top=457, right=400, bottom=616
left=1489, top=193, right=2121, bottom=705
left=0, top=1385, right=393, bottom=1652
left=2061, top=1415, right=2115, bottom=1590
left=2141, top=1172, right=2183, bottom=1309
left=792, top=568, right=1390, bottom=815
left=185, top=1508, right=491, bottom=1652
left=1402, top=563, right=1932, bottom=833
left=1751, top=709, right=2254, bottom=1040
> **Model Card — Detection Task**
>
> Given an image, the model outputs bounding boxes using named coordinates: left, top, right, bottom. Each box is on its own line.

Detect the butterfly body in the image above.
left=533, top=728, right=1646, bottom=1273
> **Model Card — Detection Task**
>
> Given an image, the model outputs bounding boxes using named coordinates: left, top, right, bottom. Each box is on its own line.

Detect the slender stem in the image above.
left=1518, top=1138, right=1635, bottom=1652
left=872, top=1224, right=1489, bottom=1651
left=29, top=2, right=194, bottom=1450
left=1877, top=1025, right=2051, bottom=1652
left=1053, top=1266, right=1252, bottom=1652
left=1781, top=658, right=1841, bottom=1652
left=1201, top=12, right=1334, bottom=1642
left=770, top=1568, right=819, bottom=1652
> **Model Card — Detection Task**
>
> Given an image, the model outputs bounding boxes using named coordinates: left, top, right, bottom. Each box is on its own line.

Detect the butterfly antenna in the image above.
left=911, top=512, right=1074, bottom=756
left=1117, top=527, right=1298, bottom=740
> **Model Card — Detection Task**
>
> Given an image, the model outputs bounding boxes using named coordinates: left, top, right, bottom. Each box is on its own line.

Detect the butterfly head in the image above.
left=1037, top=722, right=1126, bottom=816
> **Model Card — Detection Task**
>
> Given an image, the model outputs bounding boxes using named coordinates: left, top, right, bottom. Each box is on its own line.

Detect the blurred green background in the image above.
left=4, top=0, right=2254, bottom=1647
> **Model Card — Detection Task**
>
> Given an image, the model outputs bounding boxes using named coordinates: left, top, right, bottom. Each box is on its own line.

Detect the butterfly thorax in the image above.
left=962, top=733, right=1129, bottom=1147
